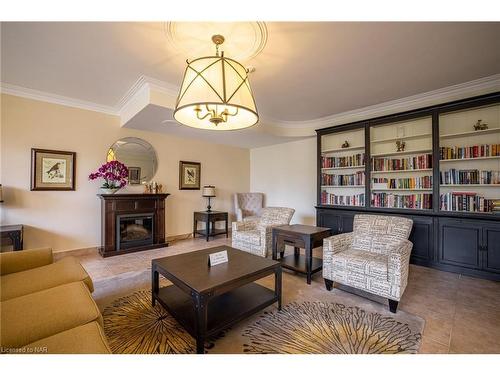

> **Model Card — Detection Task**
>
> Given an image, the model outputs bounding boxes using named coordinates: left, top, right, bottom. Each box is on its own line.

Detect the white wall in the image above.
left=250, top=137, right=317, bottom=225
left=1, top=94, right=250, bottom=251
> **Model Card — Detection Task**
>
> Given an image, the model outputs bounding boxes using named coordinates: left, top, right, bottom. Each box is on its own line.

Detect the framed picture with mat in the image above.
left=30, top=148, right=76, bottom=191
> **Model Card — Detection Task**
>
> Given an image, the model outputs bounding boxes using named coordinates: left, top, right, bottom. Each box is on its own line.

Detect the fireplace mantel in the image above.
left=98, top=193, right=170, bottom=257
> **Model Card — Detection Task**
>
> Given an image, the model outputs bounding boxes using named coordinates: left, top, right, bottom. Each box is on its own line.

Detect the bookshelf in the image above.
left=439, top=103, right=500, bottom=214
left=320, top=127, right=366, bottom=207
left=316, top=92, right=500, bottom=281
left=370, top=116, right=433, bottom=210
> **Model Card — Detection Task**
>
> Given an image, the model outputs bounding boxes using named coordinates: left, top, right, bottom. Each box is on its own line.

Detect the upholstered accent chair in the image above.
left=234, top=192, right=264, bottom=222
left=322, top=214, right=413, bottom=313
left=232, top=207, right=295, bottom=257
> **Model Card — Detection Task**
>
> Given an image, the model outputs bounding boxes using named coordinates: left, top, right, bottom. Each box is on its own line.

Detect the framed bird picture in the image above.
left=31, top=148, right=76, bottom=191
left=179, top=160, right=201, bottom=190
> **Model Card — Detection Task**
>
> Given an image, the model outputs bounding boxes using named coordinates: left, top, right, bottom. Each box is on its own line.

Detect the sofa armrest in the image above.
left=0, top=247, right=53, bottom=276
left=232, top=220, right=257, bottom=232
left=387, top=239, right=413, bottom=286
left=323, top=232, right=353, bottom=259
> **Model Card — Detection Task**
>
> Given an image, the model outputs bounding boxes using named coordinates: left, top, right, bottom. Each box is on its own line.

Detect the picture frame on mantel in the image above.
left=31, top=148, right=76, bottom=191
left=179, top=161, right=201, bottom=190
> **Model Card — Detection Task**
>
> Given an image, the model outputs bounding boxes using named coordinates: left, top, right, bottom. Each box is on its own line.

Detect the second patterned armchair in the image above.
left=323, top=214, right=413, bottom=313
left=232, top=207, right=295, bottom=258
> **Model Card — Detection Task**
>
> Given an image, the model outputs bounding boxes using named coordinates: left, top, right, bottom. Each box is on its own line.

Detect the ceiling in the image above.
left=1, top=22, right=500, bottom=147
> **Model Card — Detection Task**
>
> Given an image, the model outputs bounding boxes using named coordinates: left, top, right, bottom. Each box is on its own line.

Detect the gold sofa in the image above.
left=0, top=248, right=111, bottom=354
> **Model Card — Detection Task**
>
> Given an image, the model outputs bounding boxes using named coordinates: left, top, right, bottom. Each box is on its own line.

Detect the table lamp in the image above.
left=202, top=185, right=216, bottom=212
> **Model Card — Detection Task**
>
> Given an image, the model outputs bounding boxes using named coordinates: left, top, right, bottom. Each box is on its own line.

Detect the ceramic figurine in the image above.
left=341, top=140, right=350, bottom=148
left=473, top=119, right=488, bottom=131
left=396, top=140, right=406, bottom=152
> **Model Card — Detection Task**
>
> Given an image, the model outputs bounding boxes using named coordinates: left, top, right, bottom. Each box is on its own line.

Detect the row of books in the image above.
left=439, top=144, right=500, bottom=160
left=440, top=169, right=500, bottom=185
left=321, top=172, right=365, bottom=186
left=439, top=192, right=495, bottom=213
left=372, top=176, right=432, bottom=189
left=371, top=193, right=433, bottom=209
left=321, top=191, right=365, bottom=206
left=372, top=154, right=432, bottom=171
left=321, top=153, right=365, bottom=168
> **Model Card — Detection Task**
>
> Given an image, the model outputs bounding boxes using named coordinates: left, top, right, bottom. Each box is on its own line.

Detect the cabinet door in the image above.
left=408, top=216, right=434, bottom=263
left=483, top=225, right=500, bottom=273
left=438, top=218, right=482, bottom=269
left=317, top=210, right=342, bottom=235
left=339, top=211, right=356, bottom=233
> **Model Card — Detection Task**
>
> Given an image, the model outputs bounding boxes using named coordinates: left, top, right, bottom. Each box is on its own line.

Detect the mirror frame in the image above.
left=107, top=137, right=158, bottom=184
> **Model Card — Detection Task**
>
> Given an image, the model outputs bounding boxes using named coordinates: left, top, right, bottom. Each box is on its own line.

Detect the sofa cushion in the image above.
left=0, top=248, right=53, bottom=276
left=0, top=281, right=102, bottom=349
left=332, top=248, right=388, bottom=280
left=0, top=256, right=93, bottom=301
left=21, top=322, right=111, bottom=354
left=233, top=229, right=261, bottom=245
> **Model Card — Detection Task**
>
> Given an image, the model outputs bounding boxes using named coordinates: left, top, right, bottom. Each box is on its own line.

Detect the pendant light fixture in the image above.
left=173, top=35, right=259, bottom=130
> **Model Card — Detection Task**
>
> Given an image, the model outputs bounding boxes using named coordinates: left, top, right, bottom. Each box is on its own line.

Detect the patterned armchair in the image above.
left=323, top=214, right=413, bottom=313
left=234, top=193, right=264, bottom=222
left=232, top=207, right=295, bottom=258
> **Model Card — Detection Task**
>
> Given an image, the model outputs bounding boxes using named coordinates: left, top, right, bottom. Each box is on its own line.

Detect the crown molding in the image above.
left=0, top=82, right=118, bottom=116
left=3, top=73, right=499, bottom=137
left=262, top=73, right=500, bottom=130
left=115, top=75, right=178, bottom=112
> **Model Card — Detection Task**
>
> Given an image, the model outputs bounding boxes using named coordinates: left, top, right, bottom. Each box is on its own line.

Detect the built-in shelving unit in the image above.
left=370, top=116, right=433, bottom=210
left=439, top=102, right=500, bottom=214
left=320, top=127, right=366, bottom=207
left=316, top=92, right=500, bottom=281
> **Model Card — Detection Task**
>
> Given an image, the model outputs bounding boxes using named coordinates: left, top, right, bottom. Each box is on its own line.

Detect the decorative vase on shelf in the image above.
left=100, top=187, right=120, bottom=195
left=89, top=160, right=129, bottom=195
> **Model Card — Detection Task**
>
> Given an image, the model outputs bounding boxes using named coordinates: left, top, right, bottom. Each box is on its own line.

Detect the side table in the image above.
left=193, top=211, right=229, bottom=242
left=0, top=225, right=24, bottom=251
left=272, top=224, right=331, bottom=284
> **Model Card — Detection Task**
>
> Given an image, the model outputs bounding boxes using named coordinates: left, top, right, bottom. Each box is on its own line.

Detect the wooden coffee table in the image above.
left=272, top=224, right=331, bottom=284
left=151, top=245, right=282, bottom=354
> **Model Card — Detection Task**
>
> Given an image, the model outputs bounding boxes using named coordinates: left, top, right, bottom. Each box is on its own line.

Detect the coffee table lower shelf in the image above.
left=156, top=283, right=278, bottom=342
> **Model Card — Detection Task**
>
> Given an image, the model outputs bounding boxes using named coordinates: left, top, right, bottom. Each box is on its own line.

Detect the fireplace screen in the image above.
left=116, top=213, right=154, bottom=250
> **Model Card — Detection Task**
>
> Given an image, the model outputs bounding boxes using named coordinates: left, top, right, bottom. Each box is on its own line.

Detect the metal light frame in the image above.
left=173, top=35, right=259, bottom=130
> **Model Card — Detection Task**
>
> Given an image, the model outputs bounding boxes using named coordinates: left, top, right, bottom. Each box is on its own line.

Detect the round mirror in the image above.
left=107, top=137, right=157, bottom=184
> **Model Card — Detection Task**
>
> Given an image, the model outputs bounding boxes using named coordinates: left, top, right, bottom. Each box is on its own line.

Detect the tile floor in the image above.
left=72, top=236, right=500, bottom=354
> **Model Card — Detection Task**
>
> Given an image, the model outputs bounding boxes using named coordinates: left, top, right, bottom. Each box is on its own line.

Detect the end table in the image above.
left=0, top=225, right=24, bottom=251
left=193, top=211, right=229, bottom=242
left=272, top=224, right=331, bottom=284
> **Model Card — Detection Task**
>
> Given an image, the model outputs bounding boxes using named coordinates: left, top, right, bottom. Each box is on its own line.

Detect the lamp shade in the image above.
left=173, top=54, right=258, bottom=131
left=202, top=185, right=216, bottom=197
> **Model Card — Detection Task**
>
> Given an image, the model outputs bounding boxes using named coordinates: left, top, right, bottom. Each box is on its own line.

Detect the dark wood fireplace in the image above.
left=98, top=193, right=169, bottom=257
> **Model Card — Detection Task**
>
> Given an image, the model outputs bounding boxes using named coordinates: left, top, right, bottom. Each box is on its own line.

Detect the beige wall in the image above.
left=250, top=137, right=317, bottom=225
left=0, top=94, right=250, bottom=251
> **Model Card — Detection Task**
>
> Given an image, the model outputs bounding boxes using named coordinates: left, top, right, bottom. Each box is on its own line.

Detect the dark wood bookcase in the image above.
left=316, top=92, right=500, bottom=280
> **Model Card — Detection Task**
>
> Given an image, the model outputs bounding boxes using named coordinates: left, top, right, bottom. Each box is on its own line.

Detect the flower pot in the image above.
left=100, top=187, right=120, bottom=195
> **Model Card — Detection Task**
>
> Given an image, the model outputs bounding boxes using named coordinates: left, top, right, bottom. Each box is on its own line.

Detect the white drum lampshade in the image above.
left=202, top=185, right=216, bottom=212
left=173, top=35, right=259, bottom=131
